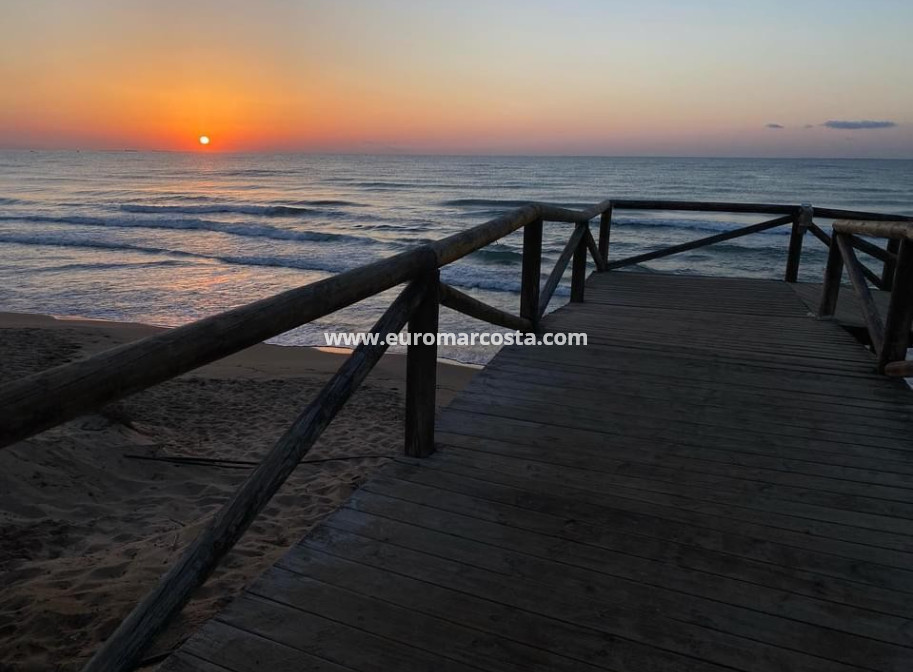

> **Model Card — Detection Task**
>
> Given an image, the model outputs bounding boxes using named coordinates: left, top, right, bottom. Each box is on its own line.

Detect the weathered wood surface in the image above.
left=833, top=219, right=913, bottom=240
left=162, top=272, right=913, bottom=672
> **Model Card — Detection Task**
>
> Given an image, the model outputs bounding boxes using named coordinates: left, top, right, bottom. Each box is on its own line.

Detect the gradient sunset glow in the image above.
left=1, top=0, right=911, bottom=157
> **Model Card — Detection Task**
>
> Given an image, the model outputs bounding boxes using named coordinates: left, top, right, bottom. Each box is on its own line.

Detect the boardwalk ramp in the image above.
left=163, top=272, right=913, bottom=672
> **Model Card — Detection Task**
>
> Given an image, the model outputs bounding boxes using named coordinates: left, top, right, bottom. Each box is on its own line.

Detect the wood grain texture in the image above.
left=162, top=271, right=913, bottom=672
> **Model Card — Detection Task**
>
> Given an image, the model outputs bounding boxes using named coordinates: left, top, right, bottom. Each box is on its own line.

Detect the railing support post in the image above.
left=785, top=204, right=812, bottom=282
left=597, top=203, right=613, bottom=269
left=818, top=232, right=843, bottom=318
left=878, top=239, right=913, bottom=372
left=571, top=223, right=588, bottom=303
left=882, top=238, right=900, bottom=289
left=520, top=218, right=543, bottom=329
left=404, top=271, right=440, bottom=457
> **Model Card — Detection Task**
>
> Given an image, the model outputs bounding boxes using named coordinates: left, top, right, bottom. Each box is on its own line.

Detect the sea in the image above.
left=1, top=152, right=911, bottom=364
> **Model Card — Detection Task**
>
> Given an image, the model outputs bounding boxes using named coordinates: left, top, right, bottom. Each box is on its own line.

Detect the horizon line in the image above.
left=2, top=148, right=913, bottom=162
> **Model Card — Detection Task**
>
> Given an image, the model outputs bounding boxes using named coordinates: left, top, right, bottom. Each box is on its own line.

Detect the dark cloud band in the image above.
left=823, top=120, right=896, bottom=130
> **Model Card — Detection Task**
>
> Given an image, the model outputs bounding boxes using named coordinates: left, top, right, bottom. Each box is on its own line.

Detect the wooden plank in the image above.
left=879, top=239, right=913, bottom=371
left=582, top=225, right=605, bottom=271
left=519, top=218, right=542, bottom=326
left=214, top=594, right=477, bottom=672
left=882, top=238, right=901, bottom=286
left=535, top=199, right=612, bottom=223
left=539, top=223, right=586, bottom=316
left=833, top=219, right=913, bottom=240
left=334, top=493, right=913, bottom=644
left=276, top=545, right=734, bottom=672
left=404, top=272, right=439, bottom=458
left=338, top=489, right=913, bottom=618
left=611, top=199, right=797, bottom=215
left=836, top=233, right=886, bottom=353
left=378, top=464, right=913, bottom=589
left=161, top=270, right=913, bottom=672
left=819, top=233, right=844, bottom=317
left=570, top=225, right=588, bottom=302
left=249, top=566, right=612, bottom=672
left=597, top=203, right=612, bottom=265
left=433, top=410, right=913, bottom=537
left=299, top=526, right=871, bottom=672
left=439, top=283, right=533, bottom=332
left=785, top=205, right=811, bottom=282
left=459, top=370, right=913, bottom=446
left=171, top=622, right=354, bottom=672
left=847, top=235, right=892, bottom=287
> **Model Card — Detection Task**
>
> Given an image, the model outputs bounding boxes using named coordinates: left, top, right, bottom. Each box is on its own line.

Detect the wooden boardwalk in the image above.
left=163, top=272, right=913, bottom=672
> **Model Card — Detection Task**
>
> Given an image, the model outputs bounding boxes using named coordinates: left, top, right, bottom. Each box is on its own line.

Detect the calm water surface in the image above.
left=1, top=153, right=911, bottom=363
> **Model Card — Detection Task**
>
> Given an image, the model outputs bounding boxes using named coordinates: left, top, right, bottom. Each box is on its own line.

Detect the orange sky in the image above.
left=1, top=1, right=911, bottom=157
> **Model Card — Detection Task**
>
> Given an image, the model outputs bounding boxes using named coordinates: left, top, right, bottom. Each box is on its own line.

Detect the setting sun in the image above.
left=198, top=135, right=210, bottom=146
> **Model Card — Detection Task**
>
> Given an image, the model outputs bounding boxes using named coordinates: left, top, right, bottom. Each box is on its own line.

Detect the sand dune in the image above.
left=0, top=313, right=476, bottom=670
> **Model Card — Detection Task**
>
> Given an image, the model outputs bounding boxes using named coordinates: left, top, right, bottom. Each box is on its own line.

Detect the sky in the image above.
left=1, top=0, right=911, bottom=157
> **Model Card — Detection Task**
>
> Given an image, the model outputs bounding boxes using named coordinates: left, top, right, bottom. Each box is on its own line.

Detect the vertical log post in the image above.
left=571, top=223, right=588, bottom=303
left=818, top=233, right=844, bottom=318
left=520, top=218, right=543, bottom=329
left=597, top=203, right=613, bottom=269
left=785, top=204, right=812, bottom=282
left=878, top=239, right=913, bottom=372
left=404, top=271, right=440, bottom=457
left=882, top=238, right=900, bottom=289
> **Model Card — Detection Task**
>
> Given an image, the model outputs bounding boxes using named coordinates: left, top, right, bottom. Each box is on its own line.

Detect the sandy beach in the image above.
left=0, top=312, right=477, bottom=671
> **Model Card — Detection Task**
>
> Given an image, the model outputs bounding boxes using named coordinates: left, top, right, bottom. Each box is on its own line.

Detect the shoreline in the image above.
left=0, top=310, right=477, bottom=669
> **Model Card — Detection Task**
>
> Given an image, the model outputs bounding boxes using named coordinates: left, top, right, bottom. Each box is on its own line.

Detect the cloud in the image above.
left=765, top=123, right=784, bottom=129
left=823, top=120, right=897, bottom=130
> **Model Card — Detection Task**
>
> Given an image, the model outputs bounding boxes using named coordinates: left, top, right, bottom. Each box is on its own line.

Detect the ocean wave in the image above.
left=32, top=260, right=187, bottom=273
left=470, top=244, right=524, bottom=265
left=290, top=199, right=365, bottom=207
left=0, top=230, right=536, bottom=296
left=0, top=213, right=375, bottom=246
left=0, top=231, right=367, bottom=275
left=441, top=198, right=590, bottom=210
left=119, top=203, right=315, bottom=216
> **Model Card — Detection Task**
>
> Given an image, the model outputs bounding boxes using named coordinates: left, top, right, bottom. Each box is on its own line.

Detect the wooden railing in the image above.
left=0, top=199, right=610, bottom=672
left=1, top=197, right=910, bottom=672
left=818, top=220, right=913, bottom=375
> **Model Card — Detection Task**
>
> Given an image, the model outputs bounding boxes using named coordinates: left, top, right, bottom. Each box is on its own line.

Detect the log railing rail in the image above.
left=0, top=200, right=607, bottom=672
left=0, top=198, right=910, bottom=672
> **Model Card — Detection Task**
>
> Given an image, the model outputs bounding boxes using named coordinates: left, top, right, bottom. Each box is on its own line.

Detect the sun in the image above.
left=198, top=135, right=210, bottom=146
